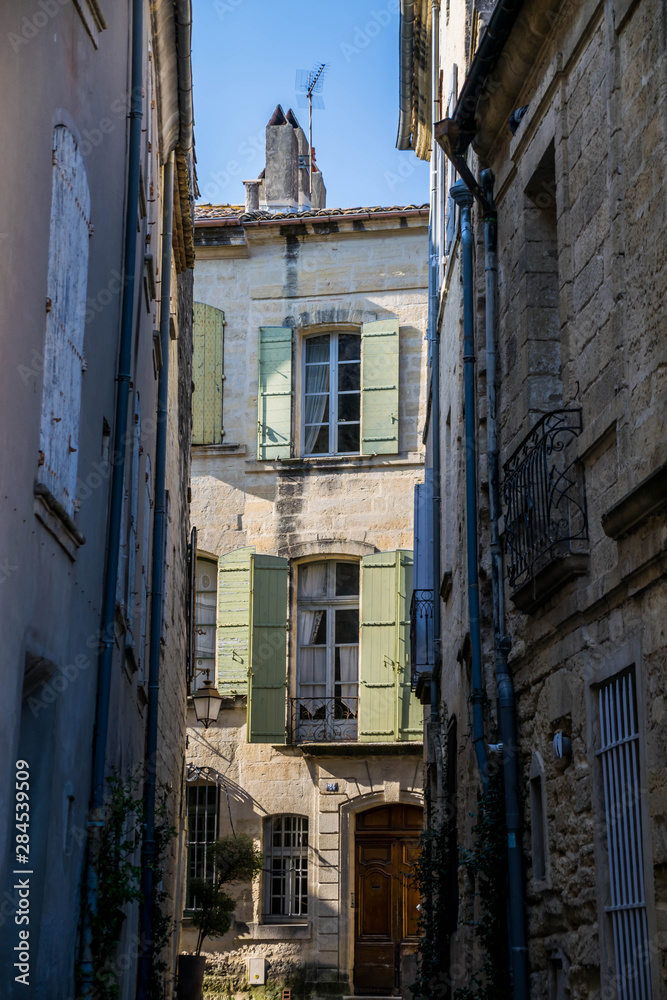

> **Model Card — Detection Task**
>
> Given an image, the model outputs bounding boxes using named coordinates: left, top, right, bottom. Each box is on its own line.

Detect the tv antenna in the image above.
left=296, top=63, right=327, bottom=201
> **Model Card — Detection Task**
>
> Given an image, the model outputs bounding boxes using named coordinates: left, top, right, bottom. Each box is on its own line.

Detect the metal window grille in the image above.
left=265, top=816, right=308, bottom=918
left=597, top=669, right=653, bottom=999
left=186, top=781, right=220, bottom=908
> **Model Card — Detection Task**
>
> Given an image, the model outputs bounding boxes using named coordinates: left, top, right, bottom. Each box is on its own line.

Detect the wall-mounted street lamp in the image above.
left=191, top=669, right=223, bottom=729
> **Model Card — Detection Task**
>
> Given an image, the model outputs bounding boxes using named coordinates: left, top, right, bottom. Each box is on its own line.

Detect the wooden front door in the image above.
left=354, top=804, right=422, bottom=996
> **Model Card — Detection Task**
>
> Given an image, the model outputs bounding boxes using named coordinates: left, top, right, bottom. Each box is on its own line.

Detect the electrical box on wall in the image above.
left=248, top=958, right=266, bottom=986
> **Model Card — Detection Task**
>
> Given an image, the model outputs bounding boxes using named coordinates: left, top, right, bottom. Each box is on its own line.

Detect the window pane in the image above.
left=338, top=334, right=361, bottom=361
left=338, top=392, right=360, bottom=423
left=305, top=364, right=330, bottom=395
left=338, top=362, right=361, bottom=392
left=337, top=424, right=360, bottom=453
left=304, top=394, right=329, bottom=423
left=335, top=608, right=359, bottom=644
left=305, top=423, right=329, bottom=455
left=306, top=335, right=330, bottom=363
left=336, top=562, right=359, bottom=596
left=298, top=562, right=328, bottom=599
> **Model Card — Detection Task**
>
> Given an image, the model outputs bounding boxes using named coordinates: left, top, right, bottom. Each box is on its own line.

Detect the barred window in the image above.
left=186, top=782, right=220, bottom=908
left=265, top=815, right=308, bottom=919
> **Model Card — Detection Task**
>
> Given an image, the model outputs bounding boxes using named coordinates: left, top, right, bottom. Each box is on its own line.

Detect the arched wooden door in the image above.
left=354, top=804, right=422, bottom=996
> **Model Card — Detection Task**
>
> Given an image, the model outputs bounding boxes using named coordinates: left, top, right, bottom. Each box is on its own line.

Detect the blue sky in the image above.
left=191, top=0, right=429, bottom=209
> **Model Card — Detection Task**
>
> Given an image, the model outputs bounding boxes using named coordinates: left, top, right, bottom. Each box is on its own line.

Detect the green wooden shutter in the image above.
left=258, top=327, right=293, bottom=460
left=192, top=302, right=225, bottom=444
left=360, top=550, right=420, bottom=742
left=396, top=551, right=422, bottom=740
left=361, top=319, right=399, bottom=455
left=217, top=546, right=255, bottom=695
left=248, top=554, right=288, bottom=743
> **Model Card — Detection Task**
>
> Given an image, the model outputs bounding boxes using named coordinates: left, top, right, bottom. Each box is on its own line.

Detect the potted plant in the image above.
left=178, top=834, right=264, bottom=1000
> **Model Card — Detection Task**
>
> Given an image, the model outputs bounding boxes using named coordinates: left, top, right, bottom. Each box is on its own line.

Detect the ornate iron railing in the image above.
left=410, top=589, right=435, bottom=688
left=290, top=695, right=359, bottom=743
left=503, top=409, right=588, bottom=589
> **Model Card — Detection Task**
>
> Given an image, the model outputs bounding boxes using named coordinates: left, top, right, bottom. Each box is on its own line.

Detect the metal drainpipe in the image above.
left=78, top=0, right=143, bottom=992
left=449, top=179, right=488, bottom=790
left=136, top=150, right=175, bottom=1000
left=481, top=169, right=528, bottom=1000
left=429, top=0, right=441, bottom=719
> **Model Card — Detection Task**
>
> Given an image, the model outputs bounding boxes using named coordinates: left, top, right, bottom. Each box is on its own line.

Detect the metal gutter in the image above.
left=449, top=179, right=488, bottom=791
left=482, top=169, right=528, bottom=1000
left=174, top=0, right=193, bottom=154
left=136, top=151, right=175, bottom=1000
left=435, top=0, right=525, bottom=159
left=397, top=0, right=416, bottom=149
left=78, top=0, right=144, bottom=992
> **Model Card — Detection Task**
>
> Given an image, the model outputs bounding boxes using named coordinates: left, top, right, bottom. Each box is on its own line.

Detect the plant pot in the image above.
left=177, top=954, right=207, bottom=1000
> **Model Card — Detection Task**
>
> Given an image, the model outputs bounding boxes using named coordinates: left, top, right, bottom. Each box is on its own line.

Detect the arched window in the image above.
left=264, top=815, right=308, bottom=919
left=38, top=125, right=91, bottom=517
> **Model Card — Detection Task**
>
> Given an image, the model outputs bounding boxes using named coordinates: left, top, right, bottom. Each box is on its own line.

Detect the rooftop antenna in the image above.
left=296, top=63, right=326, bottom=203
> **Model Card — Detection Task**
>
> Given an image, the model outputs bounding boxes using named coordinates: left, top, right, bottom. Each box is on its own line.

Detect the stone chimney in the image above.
left=247, top=104, right=326, bottom=214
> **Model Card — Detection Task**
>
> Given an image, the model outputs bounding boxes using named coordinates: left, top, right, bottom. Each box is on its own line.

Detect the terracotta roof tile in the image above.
left=195, top=203, right=429, bottom=223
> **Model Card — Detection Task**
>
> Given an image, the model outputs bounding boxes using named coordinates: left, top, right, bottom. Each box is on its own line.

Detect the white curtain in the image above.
left=304, top=338, right=330, bottom=454
left=298, top=562, right=327, bottom=599
left=337, top=646, right=359, bottom=713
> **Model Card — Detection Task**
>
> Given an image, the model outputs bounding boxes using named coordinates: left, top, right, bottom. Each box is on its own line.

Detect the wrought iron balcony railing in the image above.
left=503, top=409, right=588, bottom=591
left=410, top=589, right=435, bottom=688
left=290, top=694, right=359, bottom=743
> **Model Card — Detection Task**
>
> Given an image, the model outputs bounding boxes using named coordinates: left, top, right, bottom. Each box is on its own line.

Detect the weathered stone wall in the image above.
left=432, top=0, right=667, bottom=995
left=182, top=702, right=424, bottom=1000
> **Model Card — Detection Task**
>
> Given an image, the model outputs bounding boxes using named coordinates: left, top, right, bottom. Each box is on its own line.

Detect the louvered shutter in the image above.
left=360, top=551, right=419, bottom=742
left=257, top=327, right=293, bottom=460
left=192, top=303, right=225, bottom=444
left=39, top=126, right=90, bottom=515
left=361, top=319, right=399, bottom=455
left=217, top=546, right=255, bottom=695
left=248, top=555, right=288, bottom=743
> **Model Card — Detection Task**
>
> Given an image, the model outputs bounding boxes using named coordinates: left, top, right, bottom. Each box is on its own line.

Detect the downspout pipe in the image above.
left=449, top=180, right=488, bottom=790
left=481, top=169, right=528, bottom=1000
left=429, top=0, right=441, bottom=717
left=78, top=0, right=143, bottom=991
left=397, top=0, right=416, bottom=149
left=136, top=151, right=175, bottom=1000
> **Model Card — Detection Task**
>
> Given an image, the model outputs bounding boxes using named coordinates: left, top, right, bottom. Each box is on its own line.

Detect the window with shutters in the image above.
left=186, top=782, right=220, bottom=908
left=195, top=557, right=218, bottom=689
left=264, top=815, right=309, bottom=920
left=302, top=333, right=361, bottom=455
left=38, top=125, right=91, bottom=520
left=293, top=560, right=360, bottom=741
left=595, top=667, right=654, bottom=999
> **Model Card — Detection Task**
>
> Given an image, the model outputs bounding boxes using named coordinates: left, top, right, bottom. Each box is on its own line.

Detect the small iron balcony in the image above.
left=410, top=588, right=435, bottom=689
left=503, top=409, right=588, bottom=610
left=290, top=695, right=359, bottom=743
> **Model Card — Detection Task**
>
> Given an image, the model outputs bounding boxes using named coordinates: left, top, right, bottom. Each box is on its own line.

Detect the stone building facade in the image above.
left=0, top=3, right=195, bottom=997
left=181, top=110, right=429, bottom=999
left=398, top=0, right=667, bottom=998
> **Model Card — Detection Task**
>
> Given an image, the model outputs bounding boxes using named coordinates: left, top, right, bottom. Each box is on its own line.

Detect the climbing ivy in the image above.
left=85, top=772, right=176, bottom=1000
left=455, top=761, right=511, bottom=1000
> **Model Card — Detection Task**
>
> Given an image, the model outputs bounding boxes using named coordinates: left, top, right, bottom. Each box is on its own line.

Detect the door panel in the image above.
left=354, top=805, right=422, bottom=996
